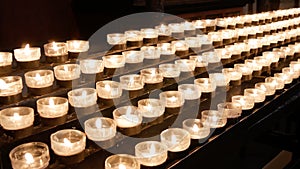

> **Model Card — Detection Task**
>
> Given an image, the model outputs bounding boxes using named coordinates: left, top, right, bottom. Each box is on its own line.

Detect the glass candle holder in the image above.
left=202, top=51, right=221, bottom=64
left=141, top=46, right=161, bottom=59
left=159, top=91, right=185, bottom=108
left=53, top=64, right=81, bottom=81
left=168, top=23, right=184, bottom=33
left=209, top=73, right=230, bottom=87
left=9, top=142, right=50, bottom=169
left=274, top=73, right=293, bottom=85
left=231, top=95, right=255, bottom=110
left=37, top=97, right=69, bottom=118
left=234, top=64, right=253, bottom=76
left=178, top=84, right=201, bottom=100
left=160, top=128, right=191, bottom=152
left=0, top=52, right=12, bottom=66
left=255, top=82, right=276, bottom=96
left=245, top=59, right=263, bottom=72
left=189, top=55, right=209, bottom=68
left=125, top=30, right=143, bottom=41
left=0, top=76, right=23, bottom=97
left=262, top=51, right=280, bottom=63
left=157, top=43, right=175, bottom=55
left=103, top=55, right=125, bottom=68
left=67, top=88, right=97, bottom=108
left=289, top=61, right=300, bottom=77
left=0, top=107, right=34, bottom=130
left=171, top=40, right=189, bottom=51
left=140, top=68, right=163, bottom=84
left=141, top=28, right=158, bottom=39
left=122, top=51, right=144, bottom=64
left=120, top=74, right=144, bottom=91
left=174, top=59, right=196, bottom=72
left=66, top=40, right=89, bottom=53
left=194, top=78, right=216, bottom=93
left=105, top=154, right=140, bottom=169
left=265, top=77, right=285, bottom=90
left=244, top=88, right=266, bottom=103
left=112, top=106, right=142, bottom=128
left=107, top=33, right=126, bottom=45
left=135, top=141, right=168, bottom=167
left=14, top=44, right=41, bottom=62
left=182, top=119, right=210, bottom=139
left=254, top=56, right=271, bottom=67
left=24, top=70, right=54, bottom=88
left=84, top=117, right=117, bottom=141
left=282, top=67, right=298, bottom=79
left=201, top=110, right=227, bottom=128
left=44, top=42, right=68, bottom=57
left=50, top=129, right=86, bottom=156
left=184, top=37, right=201, bottom=48
left=96, top=80, right=122, bottom=99
left=158, top=64, right=181, bottom=78
left=217, top=102, right=242, bottom=118
left=137, top=99, right=165, bottom=118
left=222, top=68, right=242, bottom=81
left=79, top=59, right=104, bottom=74
left=155, top=24, right=172, bottom=37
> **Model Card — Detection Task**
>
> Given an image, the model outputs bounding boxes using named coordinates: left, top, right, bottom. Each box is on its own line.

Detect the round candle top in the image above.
left=43, top=42, right=68, bottom=56
left=103, top=55, right=125, bottom=68
left=174, top=59, right=196, bottom=72
left=124, top=30, right=143, bottom=41
left=194, top=78, right=216, bottom=93
left=68, top=88, right=97, bottom=108
left=262, top=52, right=279, bottom=63
left=222, top=68, right=242, bottom=81
left=113, top=106, right=142, bottom=128
left=158, top=63, right=181, bottom=78
left=178, top=84, right=201, bottom=100
left=182, top=119, right=210, bottom=139
left=184, top=37, right=201, bottom=48
left=140, top=28, right=159, bottom=38
left=140, top=46, right=161, bottom=59
left=168, top=23, right=184, bottom=33
left=265, top=77, right=285, bottom=90
left=122, top=50, right=144, bottom=63
left=160, top=128, right=191, bottom=152
left=135, top=141, right=168, bottom=166
left=37, top=97, right=69, bottom=118
left=282, top=67, right=298, bottom=79
left=105, top=154, right=140, bottom=169
left=157, top=43, right=175, bottom=55
left=120, top=74, right=144, bottom=91
left=209, top=73, right=230, bottom=87
left=24, top=70, right=54, bottom=88
left=96, top=80, right=122, bottom=99
left=107, top=33, right=126, bottom=45
left=274, top=73, right=293, bottom=84
left=50, top=129, right=86, bottom=156
left=79, top=59, right=104, bottom=74
left=171, top=40, right=189, bottom=51
left=244, top=88, right=266, bottom=103
left=138, top=98, right=165, bottom=118
left=66, top=40, right=89, bottom=53
left=202, top=51, right=221, bottom=63
left=159, top=91, right=185, bottom=108
left=0, top=52, right=13, bottom=66
left=14, top=44, right=41, bottom=62
left=140, top=68, right=163, bottom=84
left=254, top=56, right=271, bottom=67
left=9, top=142, right=50, bottom=169
left=53, top=64, right=81, bottom=81
left=155, top=24, right=172, bottom=36
left=231, top=95, right=255, bottom=110
left=0, top=76, right=23, bottom=96
left=0, top=107, right=34, bottom=130
left=201, top=110, right=227, bottom=128
left=217, top=102, right=242, bottom=118
left=255, top=82, right=276, bottom=96
left=84, top=117, right=117, bottom=141
left=244, top=59, right=262, bottom=71
left=234, top=64, right=253, bottom=75
left=189, top=55, right=208, bottom=67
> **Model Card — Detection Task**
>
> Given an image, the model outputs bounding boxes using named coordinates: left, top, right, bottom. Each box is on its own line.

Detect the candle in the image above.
left=135, top=141, right=168, bottom=166
left=282, top=67, right=298, bottom=79
left=231, top=95, right=255, bottom=110
left=50, top=129, right=86, bottom=156
left=194, top=78, right=216, bottom=93
left=160, top=128, right=191, bottom=152
left=217, top=102, right=242, bottom=118
left=96, top=80, right=122, bottom=99
left=37, top=97, right=69, bottom=118
left=209, top=73, right=230, bottom=87
left=255, top=82, right=276, bottom=96
left=137, top=98, right=165, bottom=118
left=14, top=44, right=41, bottom=62
left=103, top=55, right=125, bottom=68
left=202, top=51, right=221, bottom=64
left=155, top=24, right=172, bottom=37
left=244, top=88, right=266, bottom=103
left=67, top=88, right=97, bottom=108
left=0, top=107, right=34, bottom=130
left=254, top=56, right=271, bottom=67
left=79, top=59, right=104, bottom=74
left=140, top=28, right=158, bottom=42
left=244, top=59, right=262, bottom=72
left=157, top=43, right=175, bottom=55
left=265, top=77, right=285, bottom=90
left=125, top=30, right=143, bottom=47
left=107, top=33, right=126, bottom=45
left=112, top=106, right=142, bottom=128
left=171, top=40, right=189, bottom=51
left=174, top=59, right=196, bottom=72
left=158, top=63, right=181, bottom=78
left=184, top=37, right=201, bottom=49
left=178, top=84, right=201, bottom=100
left=274, top=73, right=293, bottom=85
left=168, top=23, right=184, bottom=33
left=262, top=51, right=280, bottom=63
left=159, top=91, right=185, bottom=108
left=289, top=61, right=300, bottom=77
left=9, top=142, right=50, bottom=169
left=189, top=55, right=209, bottom=68
left=0, top=52, right=12, bottom=67
left=0, top=76, right=23, bottom=97
left=201, top=110, right=227, bottom=128
left=24, top=70, right=54, bottom=88
left=234, top=64, right=253, bottom=76
left=105, top=154, right=140, bottom=169
left=84, top=117, right=117, bottom=141
left=120, top=74, right=144, bottom=91
left=66, top=40, right=89, bottom=53
left=53, top=64, right=81, bottom=81
left=222, top=68, right=242, bottom=81
left=182, top=119, right=210, bottom=139
left=122, top=51, right=144, bottom=64
left=44, top=42, right=68, bottom=56
left=140, top=46, right=161, bottom=59
left=140, top=68, right=163, bottom=84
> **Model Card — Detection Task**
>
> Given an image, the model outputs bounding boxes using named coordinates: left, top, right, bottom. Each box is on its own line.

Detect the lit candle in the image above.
left=157, top=43, right=175, bottom=55
left=174, top=59, right=196, bottom=72
left=234, top=64, right=253, bottom=77
left=244, top=88, right=266, bottom=103
left=66, top=40, right=89, bottom=53
left=137, top=98, right=165, bottom=118
left=84, top=117, right=117, bottom=141
left=171, top=40, right=189, bottom=52
left=125, top=30, right=143, bottom=47
left=120, top=74, right=144, bottom=91
left=189, top=55, right=208, bottom=68
left=255, top=82, right=276, bottom=96
left=135, top=141, right=168, bottom=166
left=9, top=142, right=50, bottom=169
left=0, top=76, right=23, bottom=97
left=14, top=44, right=41, bottom=62
left=182, top=119, right=210, bottom=139
left=289, top=61, right=300, bottom=77
left=140, top=68, right=163, bottom=84
left=217, top=102, right=242, bottom=119
left=274, top=73, right=293, bottom=85
left=202, top=51, right=221, bottom=64
left=158, top=63, right=181, bottom=78
left=160, top=128, right=191, bottom=152
left=231, top=95, right=255, bottom=110
left=140, top=46, right=161, bottom=60
left=103, top=55, right=125, bottom=68
left=0, top=107, right=34, bottom=130
left=53, top=64, right=81, bottom=81
left=244, top=59, right=262, bottom=72
left=112, top=106, right=142, bottom=128
left=24, top=70, right=54, bottom=89
left=194, top=78, right=216, bottom=93
left=79, top=59, right=104, bottom=74
left=96, top=80, right=122, bottom=99
left=122, top=51, right=144, bottom=64
left=107, top=33, right=126, bottom=46
left=43, top=42, right=68, bottom=63
left=209, top=73, right=230, bottom=87
left=50, top=129, right=86, bottom=156
left=37, top=97, right=69, bottom=118
left=265, top=77, right=285, bottom=90
left=140, top=28, right=159, bottom=44
left=168, top=23, right=184, bottom=39
left=201, top=110, right=227, bottom=128
left=0, top=52, right=12, bottom=67
left=282, top=67, right=298, bottom=79
left=178, top=84, right=201, bottom=100
left=159, top=91, right=185, bottom=108
left=155, top=24, right=172, bottom=39
left=222, top=68, right=242, bottom=81
left=184, top=37, right=201, bottom=49
left=67, top=88, right=97, bottom=108
left=105, top=154, right=140, bottom=169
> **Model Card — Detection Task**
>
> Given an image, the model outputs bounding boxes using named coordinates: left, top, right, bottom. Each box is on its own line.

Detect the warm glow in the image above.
left=104, top=84, right=111, bottom=91
left=73, top=41, right=80, bottom=49
left=63, top=138, right=72, bottom=147
left=145, top=103, right=153, bottom=111
left=49, top=98, right=55, bottom=106
left=0, top=79, right=8, bottom=89
left=24, top=44, right=30, bottom=54
left=168, top=96, right=177, bottom=103
left=239, top=98, right=246, bottom=106
left=35, top=73, right=42, bottom=81
left=24, top=153, right=34, bottom=164
left=192, top=124, right=200, bottom=132
left=118, top=164, right=127, bottom=169
left=171, top=134, right=177, bottom=144
left=211, top=115, right=219, bottom=122
left=95, top=118, right=102, bottom=128
left=149, top=143, right=156, bottom=154
left=52, top=42, right=58, bottom=51
left=13, top=113, right=21, bottom=121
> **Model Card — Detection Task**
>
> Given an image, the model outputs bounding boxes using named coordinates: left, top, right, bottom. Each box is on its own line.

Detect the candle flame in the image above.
left=73, top=41, right=80, bottom=49
left=192, top=124, right=200, bottom=132
left=95, top=118, right=102, bottom=128
left=49, top=98, right=55, bottom=106
left=169, top=96, right=177, bottom=103
left=145, top=103, right=153, bottom=111
left=24, top=153, right=34, bottom=164
left=25, top=44, right=30, bottom=55
left=118, top=164, right=127, bottom=169
left=13, top=113, right=21, bottom=120
left=171, top=134, right=177, bottom=144
left=63, top=138, right=72, bottom=147
left=35, top=73, right=42, bottom=81
left=104, top=84, right=111, bottom=91
left=52, top=42, right=58, bottom=51
left=150, top=143, right=156, bottom=154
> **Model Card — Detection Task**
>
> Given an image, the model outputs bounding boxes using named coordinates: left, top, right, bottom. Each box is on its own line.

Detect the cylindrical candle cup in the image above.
left=159, top=91, right=185, bottom=108
left=68, top=88, right=97, bottom=108
left=175, top=59, right=196, bottom=72
left=274, top=73, right=293, bottom=85
left=171, top=40, right=189, bottom=56
left=217, top=102, right=242, bottom=119
left=138, top=98, right=165, bottom=124
left=0, top=52, right=13, bottom=74
left=201, top=110, right=227, bottom=128
left=244, top=88, right=266, bottom=103
left=37, top=97, right=68, bottom=119
left=168, top=23, right=185, bottom=39
left=67, top=40, right=89, bottom=58
left=84, top=117, right=117, bottom=142
left=105, top=154, right=140, bottom=169
left=265, top=77, right=285, bottom=90
left=53, top=64, right=81, bottom=88
left=282, top=67, right=298, bottom=79
left=24, top=70, right=54, bottom=95
left=103, top=55, right=125, bottom=69
left=159, top=64, right=181, bottom=78
left=182, top=119, right=210, bottom=139
left=194, top=78, right=216, bottom=93
left=96, top=80, right=122, bottom=99
left=125, top=30, right=143, bottom=47
left=141, top=46, right=161, bottom=60
left=141, top=28, right=159, bottom=44
left=0, top=107, right=34, bottom=130
left=231, top=95, right=255, bottom=110
left=255, top=82, right=276, bottom=96
left=140, top=68, right=163, bottom=84
left=178, top=84, right=201, bottom=100
left=120, top=74, right=144, bottom=91
left=160, top=128, right=191, bottom=152
left=107, top=33, right=126, bottom=50
left=0, top=76, right=23, bottom=104
left=14, top=44, right=41, bottom=68
left=44, top=42, right=68, bottom=63
left=209, top=73, right=230, bottom=87
left=234, top=64, right=253, bottom=81
left=122, top=50, right=144, bottom=64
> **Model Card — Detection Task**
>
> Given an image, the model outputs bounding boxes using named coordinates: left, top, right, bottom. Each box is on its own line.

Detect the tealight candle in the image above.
left=282, top=67, right=298, bottom=79
left=137, top=98, right=165, bottom=118
left=14, top=44, right=41, bottom=68
left=0, top=76, right=23, bottom=98
left=9, top=142, right=50, bottom=169
left=184, top=37, right=201, bottom=53
left=50, top=129, right=86, bottom=156
left=244, top=59, right=262, bottom=75
left=24, top=70, right=54, bottom=95
left=68, top=88, right=97, bottom=108
left=0, top=107, right=34, bottom=130
left=79, top=59, right=104, bottom=74
left=159, top=91, right=185, bottom=108
left=160, top=128, right=191, bottom=152
left=135, top=141, right=168, bottom=166
left=158, top=64, right=181, bottom=78
left=141, top=46, right=161, bottom=60
left=202, top=51, right=221, bottom=65
left=84, top=117, right=117, bottom=141
left=183, top=21, right=196, bottom=36
left=105, top=154, right=140, bottom=169
left=141, top=28, right=159, bottom=44
left=66, top=40, right=89, bottom=58
left=0, top=52, right=12, bottom=74
left=182, top=119, right=210, bottom=139
left=120, top=74, right=144, bottom=91
left=201, top=110, right=227, bottom=128
left=125, top=30, right=143, bottom=47
left=178, top=84, right=201, bottom=100
left=174, top=59, right=196, bottom=72
left=96, top=80, right=122, bottom=99
left=189, top=55, right=209, bottom=68
left=255, top=82, right=276, bottom=96
left=194, top=78, right=216, bottom=93
left=289, top=61, right=300, bottom=77
left=53, top=64, right=81, bottom=87
left=274, top=73, right=293, bottom=85
left=157, top=43, right=175, bottom=55
left=209, top=73, right=230, bottom=87
left=217, top=102, right=242, bottom=118
left=265, top=77, right=285, bottom=90
left=43, top=42, right=68, bottom=63
left=122, top=51, right=144, bottom=64
left=103, top=55, right=125, bottom=68
left=168, top=23, right=184, bottom=39
left=155, top=24, right=172, bottom=40
left=107, top=33, right=126, bottom=50
left=234, top=64, right=253, bottom=81
left=140, top=68, right=163, bottom=84
left=244, top=88, right=266, bottom=103
left=222, top=68, right=242, bottom=82
left=37, top=97, right=69, bottom=118
left=171, top=40, right=189, bottom=56
left=231, top=95, right=255, bottom=110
